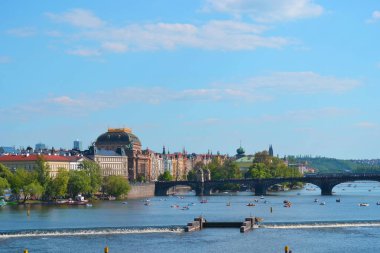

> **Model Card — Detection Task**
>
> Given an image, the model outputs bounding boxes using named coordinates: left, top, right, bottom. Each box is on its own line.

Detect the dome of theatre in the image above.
left=95, top=128, right=141, bottom=148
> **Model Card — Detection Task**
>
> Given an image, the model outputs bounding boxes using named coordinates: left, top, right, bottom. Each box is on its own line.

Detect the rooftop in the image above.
left=0, top=154, right=83, bottom=162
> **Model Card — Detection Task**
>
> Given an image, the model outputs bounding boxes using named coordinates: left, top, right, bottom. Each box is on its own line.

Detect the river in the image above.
left=1, top=181, right=380, bottom=252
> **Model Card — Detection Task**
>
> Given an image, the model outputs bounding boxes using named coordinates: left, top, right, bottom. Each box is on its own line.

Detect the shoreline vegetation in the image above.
left=0, top=158, right=131, bottom=205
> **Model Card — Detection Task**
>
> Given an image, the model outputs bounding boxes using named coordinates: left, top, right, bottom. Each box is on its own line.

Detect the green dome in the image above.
left=236, top=146, right=245, bottom=155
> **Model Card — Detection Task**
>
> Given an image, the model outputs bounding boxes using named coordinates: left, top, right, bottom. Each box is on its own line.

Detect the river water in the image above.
left=1, top=181, right=380, bottom=252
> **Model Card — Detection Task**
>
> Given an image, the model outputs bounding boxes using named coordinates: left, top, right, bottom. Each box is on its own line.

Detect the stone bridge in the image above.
left=155, top=173, right=380, bottom=196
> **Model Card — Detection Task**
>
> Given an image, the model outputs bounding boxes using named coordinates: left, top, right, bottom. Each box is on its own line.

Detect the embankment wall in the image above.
left=128, top=183, right=155, bottom=199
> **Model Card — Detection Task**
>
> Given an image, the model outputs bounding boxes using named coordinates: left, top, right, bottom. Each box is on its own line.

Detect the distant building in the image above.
left=0, top=154, right=85, bottom=177
left=73, top=140, right=82, bottom=151
left=236, top=146, right=246, bottom=159
left=235, top=155, right=255, bottom=175
left=0, top=146, right=18, bottom=155
left=86, top=148, right=128, bottom=178
left=269, top=145, right=273, bottom=156
left=35, top=143, right=47, bottom=152
left=94, top=128, right=150, bottom=181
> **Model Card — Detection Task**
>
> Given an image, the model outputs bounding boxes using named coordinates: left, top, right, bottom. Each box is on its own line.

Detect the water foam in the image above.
left=0, top=226, right=185, bottom=239
left=261, top=221, right=380, bottom=229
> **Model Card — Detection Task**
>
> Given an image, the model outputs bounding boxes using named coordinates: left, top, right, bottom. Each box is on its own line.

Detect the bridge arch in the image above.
left=331, top=180, right=380, bottom=195
left=155, top=181, right=202, bottom=196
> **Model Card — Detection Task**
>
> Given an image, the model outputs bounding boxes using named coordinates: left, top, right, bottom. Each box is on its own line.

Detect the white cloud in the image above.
left=223, top=72, right=360, bottom=94
left=79, top=20, right=288, bottom=52
left=0, top=56, right=11, bottom=64
left=66, top=48, right=101, bottom=57
left=248, top=72, right=360, bottom=94
left=373, top=11, right=380, bottom=19
left=44, top=9, right=290, bottom=55
left=6, top=27, right=36, bottom=37
left=102, top=42, right=128, bottom=53
left=45, top=30, right=63, bottom=37
left=204, top=0, right=324, bottom=22
left=367, top=10, right=380, bottom=23
left=356, top=121, right=378, bottom=129
left=1, top=72, right=360, bottom=120
left=261, top=107, right=353, bottom=122
left=46, top=9, right=105, bottom=29
left=47, top=96, right=82, bottom=106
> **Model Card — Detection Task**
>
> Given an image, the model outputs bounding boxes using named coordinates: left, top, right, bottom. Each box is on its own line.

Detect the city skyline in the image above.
left=1, top=1, right=380, bottom=159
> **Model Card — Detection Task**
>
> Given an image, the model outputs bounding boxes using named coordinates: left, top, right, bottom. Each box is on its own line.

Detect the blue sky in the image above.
left=1, top=0, right=380, bottom=159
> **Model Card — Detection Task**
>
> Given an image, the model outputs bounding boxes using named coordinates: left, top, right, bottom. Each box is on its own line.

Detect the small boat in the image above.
left=246, top=203, right=255, bottom=207
left=226, top=202, right=231, bottom=206
left=122, top=202, right=128, bottom=205
left=283, top=200, right=292, bottom=207
left=376, top=202, right=380, bottom=205
left=0, top=199, right=6, bottom=207
left=314, top=199, right=319, bottom=203
left=336, top=198, right=341, bottom=203
left=200, top=199, right=208, bottom=204
left=359, top=203, right=369, bottom=207
left=144, top=202, right=151, bottom=206
left=260, top=196, right=265, bottom=199
left=86, top=203, right=93, bottom=207
left=171, top=204, right=179, bottom=208
left=319, top=202, right=326, bottom=206
left=181, top=206, right=189, bottom=210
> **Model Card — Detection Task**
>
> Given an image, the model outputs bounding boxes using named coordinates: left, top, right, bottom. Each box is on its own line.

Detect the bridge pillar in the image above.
left=154, top=186, right=169, bottom=196
left=254, top=183, right=266, bottom=196
left=320, top=183, right=333, bottom=196
left=194, top=183, right=205, bottom=196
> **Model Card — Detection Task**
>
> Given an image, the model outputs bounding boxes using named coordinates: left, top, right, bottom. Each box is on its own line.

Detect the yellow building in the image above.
left=0, top=154, right=85, bottom=177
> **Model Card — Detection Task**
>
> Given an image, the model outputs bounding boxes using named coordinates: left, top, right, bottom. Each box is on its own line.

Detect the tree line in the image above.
left=0, top=157, right=131, bottom=203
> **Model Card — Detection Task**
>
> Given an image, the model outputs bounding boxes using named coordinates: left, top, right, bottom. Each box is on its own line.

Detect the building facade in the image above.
left=86, top=149, right=129, bottom=178
left=0, top=154, right=85, bottom=177
left=94, top=128, right=150, bottom=181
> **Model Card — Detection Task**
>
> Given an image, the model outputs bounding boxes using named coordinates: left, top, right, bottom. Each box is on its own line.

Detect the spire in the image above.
left=163, top=145, right=166, bottom=155
left=269, top=145, right=274, bottom=157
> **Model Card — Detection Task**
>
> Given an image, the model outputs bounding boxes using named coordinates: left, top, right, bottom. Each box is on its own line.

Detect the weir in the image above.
left=185, top=217, right=262, bottom=233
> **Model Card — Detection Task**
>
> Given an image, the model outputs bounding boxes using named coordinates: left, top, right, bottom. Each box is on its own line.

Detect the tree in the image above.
left=208, top=159, right=241, bottom=180
left=186, top=169, right=197, bottom=181
left=253, top=151, right=272, bottom=165
left=158, top=171, right=173, bottom=181
left=67, top=170, right=91, bottom=198
left=81, top=160, right=102, bottom=195
left=9, top=168, right=38, bottom=203
left=45, top=168, right=69, bottom=199
left=35, top=156, right=50, bottom=188
left=103, top=175, right=131, bottom=198
left=0, top=163, right=13, bottom=181
left=222, top=160, right=242, bottom=179
left=246, top=163, right=270, bottom=179
left=0, top=177, right=10, bottom=195
left=23, top=181, right=44, bottom=201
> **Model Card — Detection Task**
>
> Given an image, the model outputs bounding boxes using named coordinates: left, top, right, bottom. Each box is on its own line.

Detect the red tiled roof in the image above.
left=0, top=154, right=83, bottom=162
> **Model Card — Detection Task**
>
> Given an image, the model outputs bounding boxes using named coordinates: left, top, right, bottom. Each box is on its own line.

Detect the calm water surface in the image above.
left=2, top=181, right=380, bottom=252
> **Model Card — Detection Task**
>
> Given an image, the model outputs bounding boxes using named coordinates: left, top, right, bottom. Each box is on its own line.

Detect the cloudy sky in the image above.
left=1, top=1, right=380, bottom=159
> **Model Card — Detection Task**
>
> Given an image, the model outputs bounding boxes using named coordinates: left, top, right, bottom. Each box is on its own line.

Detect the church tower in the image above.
left=269, top=145, right=274, bottom=157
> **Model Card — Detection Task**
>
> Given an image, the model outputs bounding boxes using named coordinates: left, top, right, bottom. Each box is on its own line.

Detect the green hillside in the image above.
left=293, top=157, right=380, bottom=174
